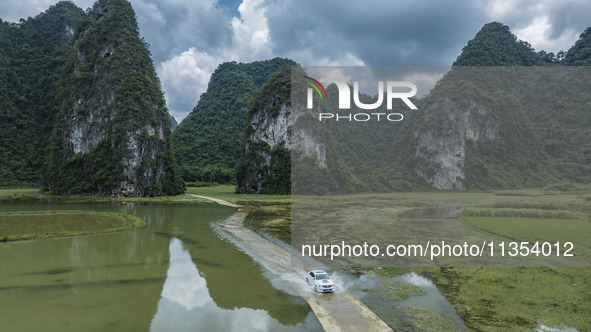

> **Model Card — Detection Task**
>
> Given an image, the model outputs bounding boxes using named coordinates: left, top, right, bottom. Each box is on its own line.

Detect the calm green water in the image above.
left=0, top=201, right=321, bottom=331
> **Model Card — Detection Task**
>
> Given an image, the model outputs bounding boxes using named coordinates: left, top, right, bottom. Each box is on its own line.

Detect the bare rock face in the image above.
left=241, top=103, right=292, bottom=194
left=248, top=103, right=327, bottom=168
left=46, top=0, right=184, bottom=196
left=238, top=67, right=296, bottom=194
left=410, top=67, right=555, bottom=191
left=248, top=104, right=292, bottom=150
left=414, top=96, right=499, bottom=190
left=238, top=66, right=334, bottom=194
left=238, top=66, right=360, bottom=195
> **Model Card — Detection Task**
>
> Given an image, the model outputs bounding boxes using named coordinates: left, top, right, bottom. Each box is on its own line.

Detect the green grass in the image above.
left=245, top=203, right=291, bottom=243
left=0, top=188, right=40, bottom=197
left=463, top=216, right=591, bottom=247
left=186, top=185, right=290, bottom=205
left=493, top=200, right=591, bottom=212
left=0, top=210, right=145, bottom=241
left=494, top=190, right=544, bottom=197
left=427, top=267, right=591, bottom=331
left=185, top=181, right=218, bottom=187
left=461, top=207, right=579, bottom=219
left=0, top=186, right=187, bottom=203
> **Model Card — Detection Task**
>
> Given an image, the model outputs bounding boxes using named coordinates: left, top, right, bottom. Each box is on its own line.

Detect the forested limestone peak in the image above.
left=172, top=57, right=297, bottom=184
left=45, top=0, right=184, bottom=196
left=412, top=22, right=591, bottom=190
left=453, top=22, right=554, bottom=66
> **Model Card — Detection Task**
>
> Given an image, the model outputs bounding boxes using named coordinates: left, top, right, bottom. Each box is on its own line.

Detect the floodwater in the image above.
left=398, top=272, right=468, bottom=330
left=0, top=201, right=322, bottom=331
left=353, top=271, right=469, bottom=331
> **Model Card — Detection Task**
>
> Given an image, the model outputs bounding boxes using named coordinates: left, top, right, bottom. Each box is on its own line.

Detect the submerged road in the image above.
left=187, top=194, right=392, bottom=332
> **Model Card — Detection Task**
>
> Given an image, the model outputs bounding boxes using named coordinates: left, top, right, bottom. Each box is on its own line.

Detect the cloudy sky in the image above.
left=1, top=0, right=589, bottom=122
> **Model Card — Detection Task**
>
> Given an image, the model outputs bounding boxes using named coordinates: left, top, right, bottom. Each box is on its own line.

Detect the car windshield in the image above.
left=316, top=274, right=330, bottom=280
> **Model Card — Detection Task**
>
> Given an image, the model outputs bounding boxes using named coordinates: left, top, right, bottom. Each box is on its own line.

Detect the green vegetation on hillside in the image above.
left=45, top=0, right=184, bottom=196
left=2, top=11, right=590, bottom=195
left=401, top=21, right=591, bottom=190
left=449, top=22, right=591, bottom=187
left=563, top=27, right=591, bottom=65
left=236, top=66, right=293, bottom=194
left=0, top=2, right=85, bottom=187
left=453, top=22, right=559, bottom=66
left=172, top=58, right=297, bottom=184
left=327, top=84, right=429, bottom=192
left=235, top=22, right=591, bottom=194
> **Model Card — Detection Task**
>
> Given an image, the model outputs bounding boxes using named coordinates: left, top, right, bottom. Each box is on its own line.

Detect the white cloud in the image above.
left=486, top=0, right=584, bottom=54
left=224, top=0, right=272, bottom=61
left=134, top=0, right=166, bottom=25
left=156, top=0, right=277, bottom=121
left=157, top=48, right=221, bottom=122
left=488, top=0, right=521, bottom=18
left=514, top=16, right=578, bottom=54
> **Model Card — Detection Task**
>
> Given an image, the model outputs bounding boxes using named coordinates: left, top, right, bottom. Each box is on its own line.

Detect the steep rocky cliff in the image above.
left=46, top=0, right=184, bottom=196
left=237, top=66, right=360, bottom=194
left=413, top=93, right=499, bottom=190
left=411, top=72, right=591, bottom=191
left=409, top=68, right=548, bottom=190
left=236, top=66, right=294, bottom=194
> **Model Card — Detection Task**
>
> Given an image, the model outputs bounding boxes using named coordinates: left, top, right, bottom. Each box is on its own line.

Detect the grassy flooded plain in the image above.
left=2, top=186, right=589, bottom=330
left=188, top=186, right=591, bottom=331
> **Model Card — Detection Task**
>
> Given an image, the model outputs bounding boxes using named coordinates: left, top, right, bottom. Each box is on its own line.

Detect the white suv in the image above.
left=306, top=270, right=335, bottom=293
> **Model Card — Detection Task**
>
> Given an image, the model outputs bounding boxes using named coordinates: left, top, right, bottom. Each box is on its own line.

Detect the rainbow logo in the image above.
left=303, top=76, right=328, bottom=100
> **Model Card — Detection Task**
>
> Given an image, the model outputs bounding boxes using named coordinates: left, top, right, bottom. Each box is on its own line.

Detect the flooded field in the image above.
left=0, top=201, right=321, bottom=331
